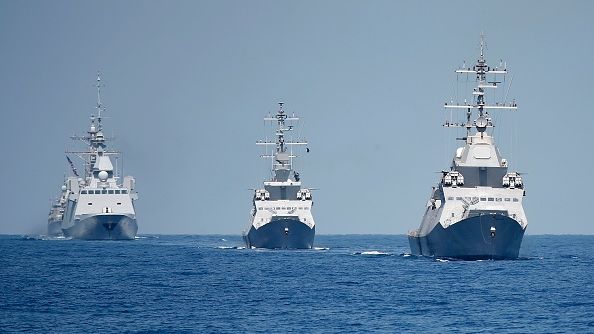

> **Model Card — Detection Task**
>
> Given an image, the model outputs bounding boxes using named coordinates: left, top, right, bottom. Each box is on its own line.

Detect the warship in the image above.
left=58, top=74, right=138, bottom=240
left=47, top=182, right=68, bottom=237
left=243, top=103, right=315, bottom=249
left=408, top=36, right=528, bottom=259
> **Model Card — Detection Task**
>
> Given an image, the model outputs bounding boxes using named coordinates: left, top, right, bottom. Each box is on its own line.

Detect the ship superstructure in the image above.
left=243, top=103, right=315, bottom=249
left=58, top=74, right=138, bottom=240
left=408, top=36, right=528, bottom=259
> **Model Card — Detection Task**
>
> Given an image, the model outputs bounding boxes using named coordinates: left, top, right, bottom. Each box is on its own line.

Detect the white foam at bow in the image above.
left=360, top=251, right=391, bottom=256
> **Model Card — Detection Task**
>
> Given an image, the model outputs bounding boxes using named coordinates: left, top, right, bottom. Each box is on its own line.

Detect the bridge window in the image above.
left=94, top=190, right=101, bottom=194
left=117, top=202, right=121, bottom=205
left=513, top=198, right=519, bottom=202
left=88, top=203, right=92, bottom=205
left=456, top=197, right=463, bottom=200
left=108, top=190, right=114, bottom=194
left=101, top=190, right=107, bottom=194
left=81, top=190, right=87, bottom=194
left=122, top=190, right=128, bottom=194
left=505, top=198, right=511, bottom=202
left=496, top=198, right=502, bottom=202
left=480, top=197, right=487, bottom=201
left=115, top=190, right=121, bottom=194
left=488, top=198, right=494, bottom=201
left=447, top=197, right=454, bottom=200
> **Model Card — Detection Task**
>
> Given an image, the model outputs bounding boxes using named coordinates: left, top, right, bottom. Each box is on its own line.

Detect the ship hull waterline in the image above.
left=409, top=214, right=525, bottom=260
left=244, top=217, right=315, bottom=249
left=62, top=214, right=137, bottom=240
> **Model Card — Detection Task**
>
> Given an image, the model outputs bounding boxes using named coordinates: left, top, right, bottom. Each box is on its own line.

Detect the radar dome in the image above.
left=476, top=116, right=488, bottom=132
left=98, top=170, right=109, bottom=181
left=61, top=185, right=67, bottom=191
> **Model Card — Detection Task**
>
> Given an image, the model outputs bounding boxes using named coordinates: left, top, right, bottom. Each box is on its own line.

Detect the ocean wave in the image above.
left=23, top=235, right=72, bottom=241
left=51, top=235, right=71, bottom=241
left=216, top=246, right=244, bottom=250
left=21, top=235, right=43, bottom=241
left=135, top=235, right=159, bottom=239
left=355, top=251, right=392, bottom=256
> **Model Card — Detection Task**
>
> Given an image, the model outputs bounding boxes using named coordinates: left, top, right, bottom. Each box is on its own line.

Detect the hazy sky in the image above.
left=1, top=1, right=593, bottom=235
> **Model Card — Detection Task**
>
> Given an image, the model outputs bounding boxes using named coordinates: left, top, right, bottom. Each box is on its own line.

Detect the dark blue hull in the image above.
left=244, top=217, right=315, bottom=249
left=409, top=214, right=525, bottom=260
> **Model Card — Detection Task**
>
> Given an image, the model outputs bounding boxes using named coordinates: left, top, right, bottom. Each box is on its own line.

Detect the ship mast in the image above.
left=256, top=103, right=308, bottom=181
left=66, top=73, right=118, bottom=181
left=443, top=34, right=517, bottom=139
left=273, top=102, right=289, bottom=155
left=95, top=72, right=104, bottom=132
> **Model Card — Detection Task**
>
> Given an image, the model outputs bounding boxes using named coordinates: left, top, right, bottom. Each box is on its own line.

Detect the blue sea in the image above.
left=1, top=235, right=593, bottom=333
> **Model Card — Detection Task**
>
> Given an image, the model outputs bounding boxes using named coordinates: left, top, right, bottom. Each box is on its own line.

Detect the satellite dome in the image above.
left=98, top=170, right=109, bottom=181
left=475, top=116, right=488, bottom=132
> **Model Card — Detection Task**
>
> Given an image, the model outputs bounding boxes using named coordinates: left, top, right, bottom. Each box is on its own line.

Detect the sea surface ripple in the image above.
left=1, top=234, right=593, bottom=333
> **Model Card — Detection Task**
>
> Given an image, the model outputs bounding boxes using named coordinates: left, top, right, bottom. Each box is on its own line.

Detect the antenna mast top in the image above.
left=95, top=72, right=105, bottom=129
left=480, top=32, right=485, bottom=58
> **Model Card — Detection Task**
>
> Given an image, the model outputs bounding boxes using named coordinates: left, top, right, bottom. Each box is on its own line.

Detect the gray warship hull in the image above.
left=244, top=217, right=315, bottom=249
left=62, top=214, right=137, bottom=240
left=47, top=221, right=63, bottom=237
left=409, top=214, right=525, bottom=260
